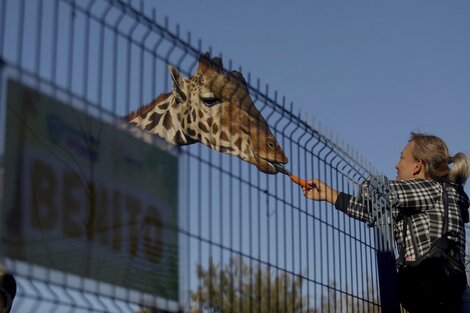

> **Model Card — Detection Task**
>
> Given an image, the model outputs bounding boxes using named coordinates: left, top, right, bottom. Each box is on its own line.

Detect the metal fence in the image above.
left=0, top=0, right=395, bottom=312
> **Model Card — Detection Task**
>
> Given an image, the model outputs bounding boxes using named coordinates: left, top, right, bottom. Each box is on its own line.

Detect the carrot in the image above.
left=290, top=175, right=313, bottom=190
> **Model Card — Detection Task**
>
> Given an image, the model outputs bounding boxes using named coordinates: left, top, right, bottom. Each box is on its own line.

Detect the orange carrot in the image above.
left=290, top=175, right=313, bottom=190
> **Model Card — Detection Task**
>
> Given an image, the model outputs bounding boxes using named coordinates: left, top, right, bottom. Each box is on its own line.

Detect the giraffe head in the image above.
left=127, top=53, right=288, bottom=174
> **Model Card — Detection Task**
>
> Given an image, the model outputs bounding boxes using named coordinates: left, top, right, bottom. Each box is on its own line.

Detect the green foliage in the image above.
left=318, top=280, right=380, bottom=313
left=190, top=257, right=315, bottom=313
left=190, top=257, right=380, bottom=313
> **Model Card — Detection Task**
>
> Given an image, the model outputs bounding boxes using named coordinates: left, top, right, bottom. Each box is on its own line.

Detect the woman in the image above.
left=303, top=132, right=469, bottom=312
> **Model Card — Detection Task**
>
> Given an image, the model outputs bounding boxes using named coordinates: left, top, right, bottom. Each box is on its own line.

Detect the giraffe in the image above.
left=125, top=52, right=288, bottom=174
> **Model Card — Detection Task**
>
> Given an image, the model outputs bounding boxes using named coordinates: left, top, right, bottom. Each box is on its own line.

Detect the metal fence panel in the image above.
left=0, top=1, right=394, bottom=312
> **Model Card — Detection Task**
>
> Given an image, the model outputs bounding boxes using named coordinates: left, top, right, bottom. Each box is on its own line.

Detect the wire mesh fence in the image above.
left=0, top=0, right=403, bottom=312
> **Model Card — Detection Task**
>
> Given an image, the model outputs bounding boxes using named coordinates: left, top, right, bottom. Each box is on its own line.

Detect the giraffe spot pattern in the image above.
left=212, top=123, right=218, bottom=134
left=174, top=130, right=186, bottom=145
left=159, top=102, right=169, bottom=110
left=187, top=128, right=196, bottom=137
left=198, top=122, right=209, bottom=133
left=220, top=131, right=229, bottom=142
left=163, top=112, right=173, bottom=130
left=234, top=138, right=242, bottom=150
left=220, top=146, right=235, bottom=153
left=145, top=112, right=163, bottom=131
left=244, top=147, right=251, bottom=158
left=210, top=136, right=217, bottom=147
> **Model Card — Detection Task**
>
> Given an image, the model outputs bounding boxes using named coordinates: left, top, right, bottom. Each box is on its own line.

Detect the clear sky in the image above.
left=147, top=0, right=470, bottom=193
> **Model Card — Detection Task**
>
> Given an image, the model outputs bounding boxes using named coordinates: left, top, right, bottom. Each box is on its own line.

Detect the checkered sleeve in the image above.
left=335, top=179, right=441, bottom=222
left=334, top=180, right=375, bottom=224
left=334, top=177, right=469, bottom=262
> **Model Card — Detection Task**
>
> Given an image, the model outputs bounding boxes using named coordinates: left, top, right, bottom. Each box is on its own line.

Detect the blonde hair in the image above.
left=410, top=132, right=470, bottom=185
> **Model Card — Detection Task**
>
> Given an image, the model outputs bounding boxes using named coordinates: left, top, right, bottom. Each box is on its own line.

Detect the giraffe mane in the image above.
left=124, top=92, right=171, bottom=122
left=228, top=71, right=246, bottom=84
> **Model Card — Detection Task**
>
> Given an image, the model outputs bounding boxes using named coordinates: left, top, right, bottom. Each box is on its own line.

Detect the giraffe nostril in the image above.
left=267, top=142, right=275, bottom=149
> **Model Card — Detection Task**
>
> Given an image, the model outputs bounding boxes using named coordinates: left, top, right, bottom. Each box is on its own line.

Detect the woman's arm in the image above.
left=303, top=179, right=374, bottom=224
left=302, top=179, right=339, bottom=204
left=303, top=177, right=445, bottom=225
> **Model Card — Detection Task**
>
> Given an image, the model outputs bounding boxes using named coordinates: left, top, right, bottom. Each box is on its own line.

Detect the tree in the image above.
left=318, top=280, right=380, bottom=313
left=190, top=257, right=380, bottom=313
left=190, top=257, right=316, bottom=313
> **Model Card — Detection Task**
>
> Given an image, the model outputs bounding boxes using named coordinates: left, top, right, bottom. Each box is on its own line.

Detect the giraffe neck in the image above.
left=127, top=93, right=195, bottom=145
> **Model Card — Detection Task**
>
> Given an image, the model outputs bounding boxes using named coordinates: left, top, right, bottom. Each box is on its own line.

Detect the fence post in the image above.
left=369, top=176, right=401, bottom=313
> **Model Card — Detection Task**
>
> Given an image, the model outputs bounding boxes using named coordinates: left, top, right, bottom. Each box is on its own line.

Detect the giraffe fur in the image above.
left=125, top=52, right=288, bottom=174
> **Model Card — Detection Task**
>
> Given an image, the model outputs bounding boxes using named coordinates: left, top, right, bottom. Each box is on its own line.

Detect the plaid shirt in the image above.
left=335, top=178, right=470, bottom=264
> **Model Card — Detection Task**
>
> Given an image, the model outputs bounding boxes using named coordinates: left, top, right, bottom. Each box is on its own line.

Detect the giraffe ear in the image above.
left=168, top=65, right=187, bottom=102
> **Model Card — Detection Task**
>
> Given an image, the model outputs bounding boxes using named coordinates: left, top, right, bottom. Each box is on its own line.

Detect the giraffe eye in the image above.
left=201, top=96, right=220, bottom=107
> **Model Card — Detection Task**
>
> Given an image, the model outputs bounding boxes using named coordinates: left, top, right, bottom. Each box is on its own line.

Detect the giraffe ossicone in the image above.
left=125, top=52, right=288, bottom=174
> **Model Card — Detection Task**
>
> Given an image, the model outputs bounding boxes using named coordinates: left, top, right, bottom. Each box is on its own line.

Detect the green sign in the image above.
left=1, top=80, right=179, bottom=301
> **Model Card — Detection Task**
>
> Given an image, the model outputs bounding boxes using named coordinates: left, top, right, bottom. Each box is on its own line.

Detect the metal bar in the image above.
left=97, top=2, right=112, bottom=108
left=0, top=0, right=6, bottom=59
left=51, top=0, right=59, bottom=87
left=67, top=0, right=76, bottom=94
left=34, top=0, right=43, bottom=78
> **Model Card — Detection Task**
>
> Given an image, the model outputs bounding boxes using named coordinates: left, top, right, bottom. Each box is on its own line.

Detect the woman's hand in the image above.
left=302, top=179, right=339, bottom=205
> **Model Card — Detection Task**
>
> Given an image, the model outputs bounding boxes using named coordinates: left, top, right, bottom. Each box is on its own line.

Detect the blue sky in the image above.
left=148, top=0, right=470, bottom=193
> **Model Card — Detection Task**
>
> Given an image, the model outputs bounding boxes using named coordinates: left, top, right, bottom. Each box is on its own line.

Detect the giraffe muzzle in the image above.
left=272, top=163, right=314, bottom=190
left=272, top=163, right=292, bottom=176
